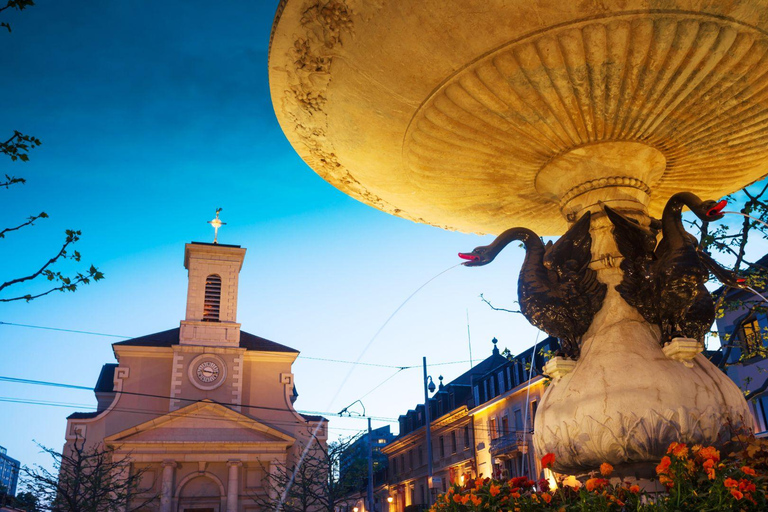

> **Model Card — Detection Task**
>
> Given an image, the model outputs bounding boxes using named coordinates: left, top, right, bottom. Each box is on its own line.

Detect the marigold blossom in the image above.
left=742, top=466, right=757, bottom=476
left=656, top=456, right=672, bottom=475
left=730, top=489, right=744, bottom=500
left=541, top=452, right=556, bottom=469
left=629, top=484, right=640, bottom=493
left=600, top=462, right=614, bottom=476
left=698, top=446, right=720, bottom=463
left=585, top=478, right=608, bottom=492
left=489, top=484, right=501, bottom=497
left=666, top=441, right=689, bottom=458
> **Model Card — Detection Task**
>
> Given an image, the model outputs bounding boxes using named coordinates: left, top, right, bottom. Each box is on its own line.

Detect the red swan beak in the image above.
left=458, top=252, right=478, bottom=261
left=707, top=199, right=727, bottom=217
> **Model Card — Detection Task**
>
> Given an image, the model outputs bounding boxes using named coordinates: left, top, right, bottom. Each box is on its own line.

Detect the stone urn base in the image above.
left=533, top=287, right=750, bottom=477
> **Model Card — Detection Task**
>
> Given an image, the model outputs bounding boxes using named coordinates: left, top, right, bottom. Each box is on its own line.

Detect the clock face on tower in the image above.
left=188, top=354, right=227, bottom=390
left=196, top=361, right=220, bottom=383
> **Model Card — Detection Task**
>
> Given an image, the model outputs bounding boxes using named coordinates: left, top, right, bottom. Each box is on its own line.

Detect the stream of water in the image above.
left=280, top=262, right=463, bottom=508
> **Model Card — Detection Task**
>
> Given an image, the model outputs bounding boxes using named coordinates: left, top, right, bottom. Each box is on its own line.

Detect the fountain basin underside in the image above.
left=270, top=0, right=768, bottom=236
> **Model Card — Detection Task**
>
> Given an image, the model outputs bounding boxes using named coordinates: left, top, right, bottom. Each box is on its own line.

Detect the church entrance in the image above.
left=177, top=475, right=222, bottom=512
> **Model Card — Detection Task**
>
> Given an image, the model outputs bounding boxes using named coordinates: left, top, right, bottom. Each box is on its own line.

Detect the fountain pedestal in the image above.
left=532, top=143, right=749, bottom=476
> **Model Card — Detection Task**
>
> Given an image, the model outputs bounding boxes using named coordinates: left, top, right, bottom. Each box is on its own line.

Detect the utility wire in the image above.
left=0, top=321, right=129, bottom=338
left=0, top=321, right=470, bottom=369
left=0, top=375, right=398, bottom=422
left=0, top=396, right=370, bottom=433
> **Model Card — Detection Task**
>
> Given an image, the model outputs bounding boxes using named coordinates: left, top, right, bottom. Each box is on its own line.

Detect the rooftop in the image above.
left=112, top=327, right=298, bottom=353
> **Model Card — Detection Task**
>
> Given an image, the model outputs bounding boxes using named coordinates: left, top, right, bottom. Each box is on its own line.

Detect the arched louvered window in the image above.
left=203, top=274, right=222, bottom=321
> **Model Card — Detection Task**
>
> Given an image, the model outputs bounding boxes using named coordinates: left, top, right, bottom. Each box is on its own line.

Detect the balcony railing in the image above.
left=490, top=431, right=531, bottom=457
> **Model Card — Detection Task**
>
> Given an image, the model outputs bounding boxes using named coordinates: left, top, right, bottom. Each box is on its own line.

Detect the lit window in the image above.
left=203, top=274, right=222, bottom=321
left=489, top=417, right=498, bottom=440
left=742, top=318, right=762, bottom=354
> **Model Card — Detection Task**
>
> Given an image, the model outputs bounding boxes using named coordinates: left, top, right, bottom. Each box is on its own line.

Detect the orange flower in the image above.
left=655, top=456, right=672, bottom=475
left=474, top=478, right=483, bottom=490
left=724, top=477, right=739, bottom=489
left=489, top=484, right=501, bottom=497
left=470, top=494, right=482, bottom=506
left=730, top=489, right=744, bottom=500
left=742, top=466, right=757, bottom=476
left=452, top=494, right=463, bottom=503
left=667, top=442, right=689, bottom=458
left=510, top=492, right=521, bottom=499
left=738, top=479, right=756, bottom=493
left=600, top=462, right=614, bottom=477
left=698, top=446, right=720, bottom=463
left=541, top=453, right=556, bottom=469
left=541, top=493, right=552, bottom=504
left=629, top=484, right=640, bottom=494
left=530, top=494, right=539, bottom=503
left=460, top=495, right=470, bottom=505
left=585, top=478, right=608, bottom=492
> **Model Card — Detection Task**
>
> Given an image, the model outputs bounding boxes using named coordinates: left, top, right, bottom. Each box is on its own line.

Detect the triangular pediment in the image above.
left=105, top=400, right=295, bottom=446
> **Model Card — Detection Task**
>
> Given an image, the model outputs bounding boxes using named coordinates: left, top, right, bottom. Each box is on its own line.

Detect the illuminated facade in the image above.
left=63, top=241, right=326, bottom=512
left=381, top=338, right=557, bottom=511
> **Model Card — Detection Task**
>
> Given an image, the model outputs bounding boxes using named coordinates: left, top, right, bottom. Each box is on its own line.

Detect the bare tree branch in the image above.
left=22, top=439, right=158, bottom=512
left=479, top=293, right=522, bottom=314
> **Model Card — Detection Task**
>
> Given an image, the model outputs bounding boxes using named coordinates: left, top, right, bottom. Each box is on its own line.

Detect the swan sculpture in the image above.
left=459, top=212, right=605, bottom=359
left=604, top=192, right=744, bottom=343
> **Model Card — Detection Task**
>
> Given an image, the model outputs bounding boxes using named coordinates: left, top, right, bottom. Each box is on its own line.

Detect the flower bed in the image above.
left=430, top=437, right=768, bottom=511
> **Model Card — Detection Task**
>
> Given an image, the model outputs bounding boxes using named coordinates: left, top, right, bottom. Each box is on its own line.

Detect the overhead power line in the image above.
left=0, top=396, right=369, bottom=433
left=0, top=321, right=473, bottom=368
left=0, top=375, right=399, bottom=423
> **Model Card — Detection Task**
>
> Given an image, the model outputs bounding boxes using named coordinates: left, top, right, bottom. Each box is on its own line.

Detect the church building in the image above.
left=64, top=238, right=326, bottom=512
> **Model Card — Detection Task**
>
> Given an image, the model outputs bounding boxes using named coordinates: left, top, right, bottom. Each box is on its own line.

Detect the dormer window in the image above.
left=203, top=274, right=222, bottom=321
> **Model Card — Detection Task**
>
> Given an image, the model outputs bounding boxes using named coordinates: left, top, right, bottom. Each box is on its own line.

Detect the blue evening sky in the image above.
left=1, top=1, right=764, bottom=474
left=0, top=1, right=539, bottom=472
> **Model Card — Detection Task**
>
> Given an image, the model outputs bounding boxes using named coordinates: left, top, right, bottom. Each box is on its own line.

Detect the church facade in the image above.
left=64, top=241, right=326, bottom=512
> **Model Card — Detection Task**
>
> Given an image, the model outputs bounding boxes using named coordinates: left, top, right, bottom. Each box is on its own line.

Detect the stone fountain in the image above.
left=268, top=0, right=768, bottom=477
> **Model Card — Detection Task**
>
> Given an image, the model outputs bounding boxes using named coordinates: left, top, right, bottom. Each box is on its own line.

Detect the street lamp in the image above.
left=338, top=400, right=374, bottom=512
left=423, top=357, right=436, bottom=506
left=387, top=497, right=394, bottom=504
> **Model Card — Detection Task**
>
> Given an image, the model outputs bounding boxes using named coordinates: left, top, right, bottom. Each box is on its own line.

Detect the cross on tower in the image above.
left=208, top=208, right=226, bottom=244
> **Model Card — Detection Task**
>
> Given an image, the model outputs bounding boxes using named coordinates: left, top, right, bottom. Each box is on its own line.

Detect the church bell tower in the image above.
left=179, top=239, right=246, bottom=347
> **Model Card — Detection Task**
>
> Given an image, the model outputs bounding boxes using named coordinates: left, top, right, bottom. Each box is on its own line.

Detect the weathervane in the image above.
left=208, top=208, right=226, bottom=244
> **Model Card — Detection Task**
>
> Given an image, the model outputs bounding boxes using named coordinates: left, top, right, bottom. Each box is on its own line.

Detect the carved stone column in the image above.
left=226, top=460, right=242, bottom=512
left=160, top=460, right=176, bottom=512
